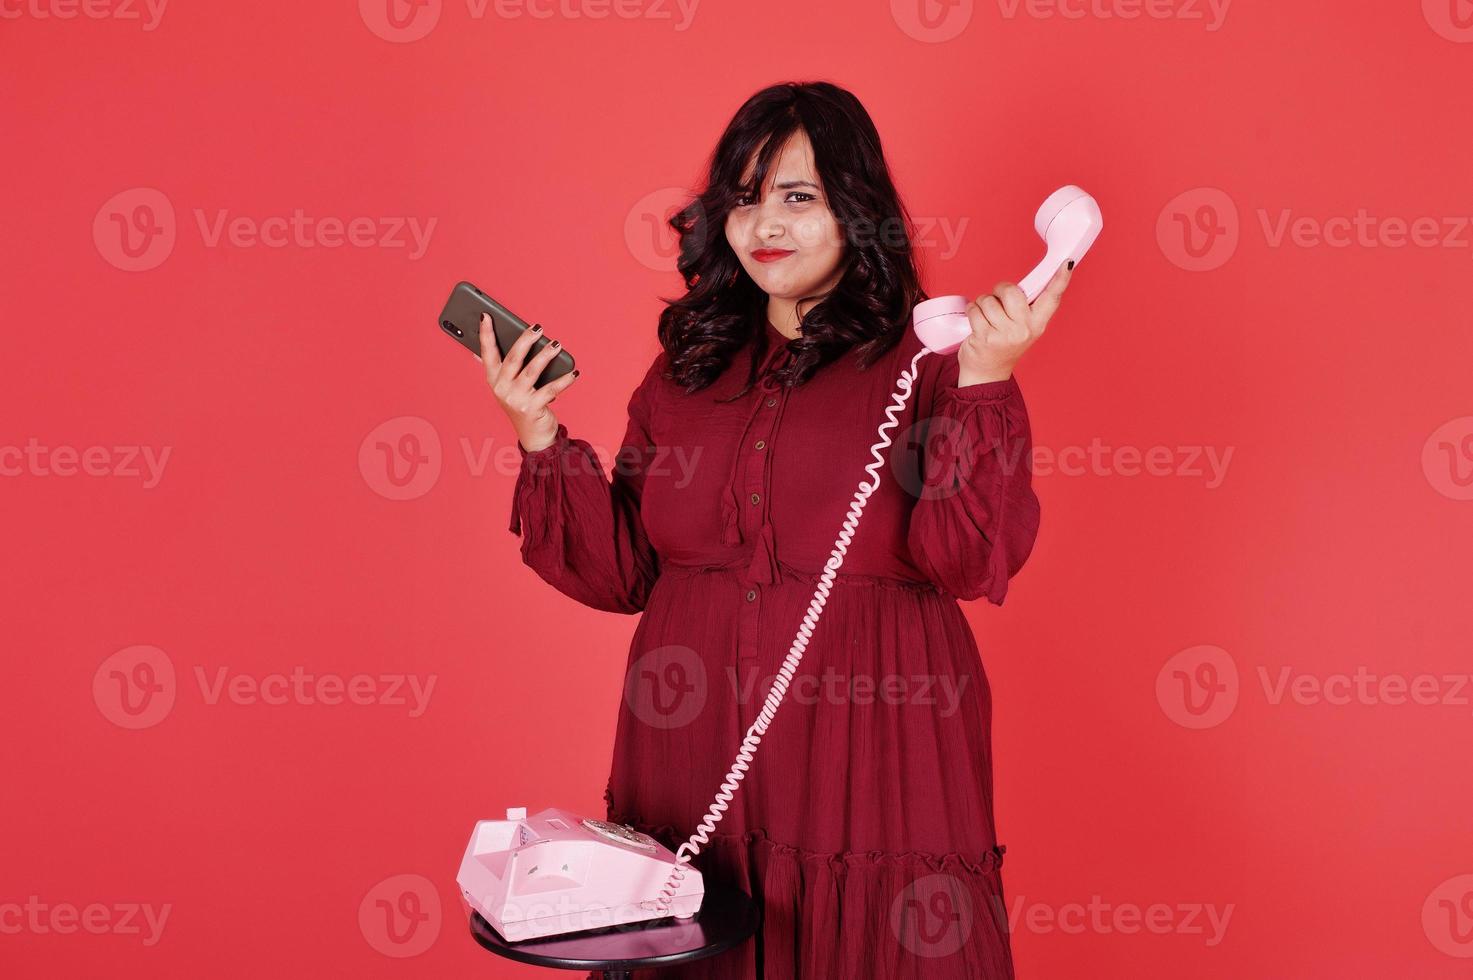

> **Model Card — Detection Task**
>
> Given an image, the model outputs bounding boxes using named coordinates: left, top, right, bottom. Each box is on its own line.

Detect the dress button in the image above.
left=765, top=397, right=777, bottom=407
left=754, top=440, right=765, bottom=450
left=745, top=590, right=757, bottom=602
left=750, top=492, right=760, bottom=505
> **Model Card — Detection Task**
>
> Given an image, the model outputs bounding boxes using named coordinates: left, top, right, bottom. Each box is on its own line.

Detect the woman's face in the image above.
left=724, top=130, right=846, bottom=313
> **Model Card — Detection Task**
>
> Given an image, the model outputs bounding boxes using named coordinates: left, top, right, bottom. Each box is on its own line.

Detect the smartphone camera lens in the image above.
left=441, top=319, right=463, bottom=338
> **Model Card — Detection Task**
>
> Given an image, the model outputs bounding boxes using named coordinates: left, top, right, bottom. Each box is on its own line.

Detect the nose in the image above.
left=758, top=217, right=785, bottom=242
left=754, top=195, right=787, bottom=241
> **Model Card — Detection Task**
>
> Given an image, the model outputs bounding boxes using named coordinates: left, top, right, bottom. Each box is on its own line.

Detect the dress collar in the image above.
left=761, top=317, right=796, bottom=372
left=765, top=316, right=788, bottom=341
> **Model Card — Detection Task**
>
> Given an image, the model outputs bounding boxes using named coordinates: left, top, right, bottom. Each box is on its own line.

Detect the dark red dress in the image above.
left=509, top=315, right=1041, bottom=979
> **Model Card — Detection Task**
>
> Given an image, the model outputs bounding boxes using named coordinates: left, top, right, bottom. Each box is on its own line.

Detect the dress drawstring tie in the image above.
left=720, top=488, right=743, bottom=546
left=745, top=520, right=780, bottom=584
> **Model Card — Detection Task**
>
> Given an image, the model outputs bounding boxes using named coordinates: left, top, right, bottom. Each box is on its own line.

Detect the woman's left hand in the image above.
left=957, top=261, right=1073, bottom=385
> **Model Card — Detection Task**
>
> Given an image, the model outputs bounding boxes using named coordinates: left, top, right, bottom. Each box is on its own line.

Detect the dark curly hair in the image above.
left=655, top=80, right=929, bottom=400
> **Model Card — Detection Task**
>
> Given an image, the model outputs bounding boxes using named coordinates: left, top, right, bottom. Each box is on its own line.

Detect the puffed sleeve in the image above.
left=507, top=354, right=665, bottom=614
left=905, top=352, right=1041, bottom=605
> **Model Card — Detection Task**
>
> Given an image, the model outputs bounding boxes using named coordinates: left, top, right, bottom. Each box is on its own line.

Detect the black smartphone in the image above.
left=437, top=281, right=575, bottom=389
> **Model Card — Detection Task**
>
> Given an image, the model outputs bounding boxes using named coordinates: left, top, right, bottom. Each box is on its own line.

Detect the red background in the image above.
left=4, top=1, right=1473, bottom=976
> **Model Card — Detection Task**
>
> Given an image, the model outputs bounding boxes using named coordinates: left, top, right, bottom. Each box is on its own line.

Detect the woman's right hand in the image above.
left=479, top=312, right=581, bottom=453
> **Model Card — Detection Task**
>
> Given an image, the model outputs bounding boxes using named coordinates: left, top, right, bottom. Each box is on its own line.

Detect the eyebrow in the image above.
left=742, top=179, right=820, bottom=192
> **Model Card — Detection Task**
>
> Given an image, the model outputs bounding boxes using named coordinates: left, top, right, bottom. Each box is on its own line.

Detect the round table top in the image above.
left=467, top=882, right=760, bottom=972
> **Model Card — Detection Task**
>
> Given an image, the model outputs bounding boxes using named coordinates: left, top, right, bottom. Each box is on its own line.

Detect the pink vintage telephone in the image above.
left=457, top=185, right=1103, bottom=943
left=913, top=185, right=1104, bottom=355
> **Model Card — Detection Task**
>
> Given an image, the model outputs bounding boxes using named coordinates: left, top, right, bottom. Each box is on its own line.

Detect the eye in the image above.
left=733, top=190, right=816, bottom=208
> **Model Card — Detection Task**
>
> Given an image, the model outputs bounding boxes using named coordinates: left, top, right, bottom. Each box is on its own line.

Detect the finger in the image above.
left=500, top=322, right=544, bottom=387
left=989, top=292, right=1031, bottom=347
left=527, top=366, right=580, bottom=410
left=1029, top=261, right=1073, bottom=326
left=965, top=301, right=996, bottom=344
left=994, top=282, right=1030, bottom=324
left=978, top=294, right=1012, bottom=335
left=478, top=313, right=502, bottom=380
left=993, top=283, right=1032, bottom=344
left=513, top=334, right=565, bottom=391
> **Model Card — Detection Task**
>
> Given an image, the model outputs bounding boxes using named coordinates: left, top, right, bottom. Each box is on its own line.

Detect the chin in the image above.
left=754, top=271, right=803, bottom=293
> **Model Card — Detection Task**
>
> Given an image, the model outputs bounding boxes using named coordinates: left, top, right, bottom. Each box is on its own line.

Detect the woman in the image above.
left=482, top=81, right=1071, bottom=979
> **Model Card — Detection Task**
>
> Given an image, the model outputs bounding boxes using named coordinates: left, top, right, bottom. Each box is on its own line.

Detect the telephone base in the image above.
left=467, top=880, right=760, bottom=976
left=488, top=895, right=703, bottom=944
left=458, top=806, right=706, bottom=944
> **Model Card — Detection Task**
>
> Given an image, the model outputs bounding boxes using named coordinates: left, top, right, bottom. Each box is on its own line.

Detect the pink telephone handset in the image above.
left=458, top=185, right=1102, bottom=944
left=912, top=185, right=1103, bottom=355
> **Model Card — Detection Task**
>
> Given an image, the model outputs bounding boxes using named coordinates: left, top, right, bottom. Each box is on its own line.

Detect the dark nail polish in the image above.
left=1067, top=260, right=1075, bottom=270
left=550, top=340, right=560, bottom=348
left=573, top=369, right=581, bottom=377
left=532, top=323, right=543, bottom=332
